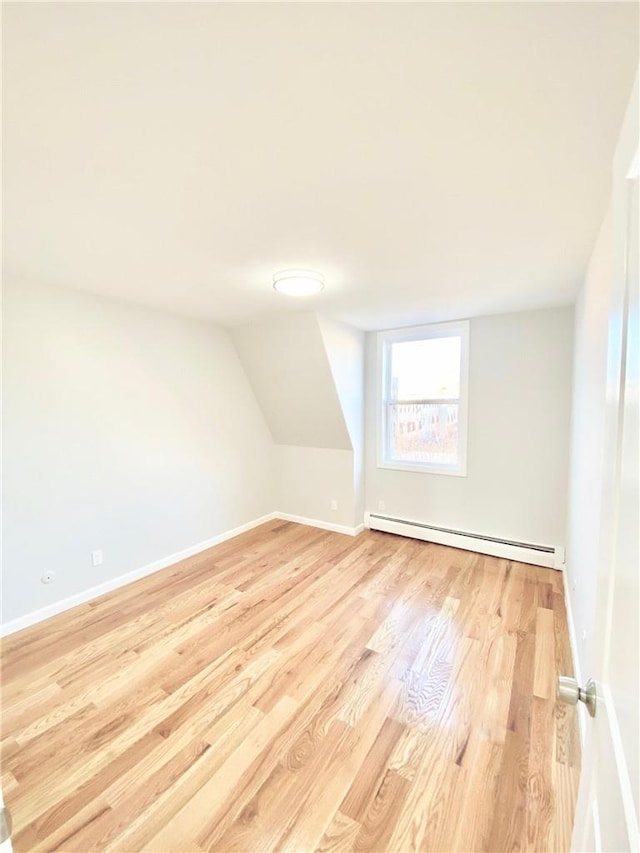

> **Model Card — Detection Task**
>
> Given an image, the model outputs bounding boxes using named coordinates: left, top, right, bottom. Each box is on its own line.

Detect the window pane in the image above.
left=388, top=402, right=459, bottom=466
left=390, top=336, right=461, bottom=400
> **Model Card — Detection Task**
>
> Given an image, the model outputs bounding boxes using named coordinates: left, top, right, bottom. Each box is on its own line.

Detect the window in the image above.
left=378, top=321, right=469, bottom=475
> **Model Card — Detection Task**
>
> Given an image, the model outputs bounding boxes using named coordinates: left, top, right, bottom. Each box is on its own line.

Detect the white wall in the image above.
left=2, top=281, right=275, bottom=624
left=230, top=313, right=351, bottom=449
left=276, top=446, right=356, bottom=529
left=365, top=307, right=574, bottom=547
left=565, top=210, right=613, bottom=674
left=318, top=317, right=366, bottom=525
left=232, top=313, right=363, bottom=529
left=2, top=282, right=579, bottom=629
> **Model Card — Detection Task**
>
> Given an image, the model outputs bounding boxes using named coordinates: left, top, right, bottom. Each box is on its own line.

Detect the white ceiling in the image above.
left=3, top=2, right=638, bottom=330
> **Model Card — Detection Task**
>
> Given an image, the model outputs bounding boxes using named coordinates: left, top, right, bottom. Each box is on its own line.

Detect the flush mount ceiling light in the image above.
left=272, top=269, right=325, bottom=297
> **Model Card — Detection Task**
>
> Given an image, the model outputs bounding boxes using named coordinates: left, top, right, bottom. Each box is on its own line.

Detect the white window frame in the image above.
left=377, top=320, right=470, bottom=476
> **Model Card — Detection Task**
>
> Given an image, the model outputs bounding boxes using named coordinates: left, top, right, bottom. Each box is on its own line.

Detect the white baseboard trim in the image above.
left=1, top=512, right=278, bottom=638
left=366, top=511, right=562, bottom=570
left=275, top=512, right=364, bottom=537
left=562, top=566, right=588, bottom=748
left=1, top=511, right=368, bottom=637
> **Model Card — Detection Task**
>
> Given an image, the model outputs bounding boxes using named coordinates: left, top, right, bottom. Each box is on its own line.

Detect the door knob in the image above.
left=557, top=676, right=597, bottom=717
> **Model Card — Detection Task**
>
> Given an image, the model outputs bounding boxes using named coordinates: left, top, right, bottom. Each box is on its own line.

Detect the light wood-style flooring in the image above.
left=1, top=520, right=580, bottom=852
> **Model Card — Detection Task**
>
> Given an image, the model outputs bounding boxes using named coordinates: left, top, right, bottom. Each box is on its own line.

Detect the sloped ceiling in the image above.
left=230, top=314, right=352, bottom=450
left=3, top=2, right=638, bottom=329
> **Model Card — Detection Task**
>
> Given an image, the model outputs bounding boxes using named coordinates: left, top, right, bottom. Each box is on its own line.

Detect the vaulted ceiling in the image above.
left=3, top=2, right=638, bottom=330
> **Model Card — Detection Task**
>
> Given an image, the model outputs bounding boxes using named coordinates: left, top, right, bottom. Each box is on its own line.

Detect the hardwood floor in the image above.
left=1, top=520, right=580, bottom=852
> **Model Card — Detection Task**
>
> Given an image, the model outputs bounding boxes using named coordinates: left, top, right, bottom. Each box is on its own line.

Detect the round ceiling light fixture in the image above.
left=272, top=269, right=325, bottom=297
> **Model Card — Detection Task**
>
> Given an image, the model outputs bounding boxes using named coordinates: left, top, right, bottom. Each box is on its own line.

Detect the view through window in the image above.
left=379, top=322, right=468, bottom=474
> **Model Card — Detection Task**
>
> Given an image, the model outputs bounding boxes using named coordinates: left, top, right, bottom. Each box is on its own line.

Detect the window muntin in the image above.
left=378, top=322, right=469, bottom=475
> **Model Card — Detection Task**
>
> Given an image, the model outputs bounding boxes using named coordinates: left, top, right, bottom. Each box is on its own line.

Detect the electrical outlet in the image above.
left=330, top=500, right=338, bottom=511
left=378, top=500, right=385, bottom=511
left=41, top=571, right=56, bottom=584
left=91, top=550, right=103, bottom=567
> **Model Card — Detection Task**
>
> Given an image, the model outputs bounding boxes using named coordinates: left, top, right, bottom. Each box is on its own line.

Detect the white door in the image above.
left=570, top=74, right=639, bottom=852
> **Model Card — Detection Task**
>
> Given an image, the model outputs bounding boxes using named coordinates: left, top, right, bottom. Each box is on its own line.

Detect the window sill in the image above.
left=377, top=460, right=467, bottom=477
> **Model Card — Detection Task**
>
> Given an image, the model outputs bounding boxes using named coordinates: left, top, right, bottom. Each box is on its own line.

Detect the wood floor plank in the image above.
left=487, top=728, right=532, bottom=852
left=452, top=738, right=504, bottom=852
left=384, top=724, right=460, bottom=853
left=534, top=606, right=557, bottom=700
left=1, top=522, right=580, bottom=852
left=526, top=695, right=557, bottom=851
left=352, top=769, right=411, bottom=852
left=316, top=810, right=361, bottom=852
left=142, top=694, right=300, bottom=852
left=340, top=717, right=406, bottom=822
left=273, top=682, right=402, bottom=853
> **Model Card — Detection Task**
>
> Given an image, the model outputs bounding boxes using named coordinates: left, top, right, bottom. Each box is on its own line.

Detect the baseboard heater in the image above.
left=366, top=512, right=564, bottom=570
